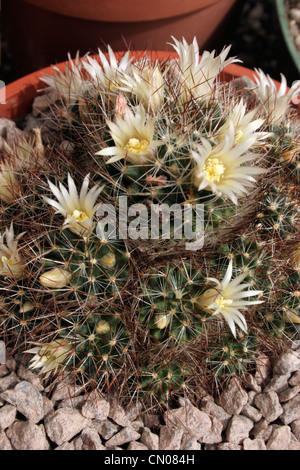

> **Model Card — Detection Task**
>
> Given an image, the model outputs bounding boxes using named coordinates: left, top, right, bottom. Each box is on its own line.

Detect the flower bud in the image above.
left=154, top=314, right=170, bottom=330
left=39, top=267, right=72, bottom=288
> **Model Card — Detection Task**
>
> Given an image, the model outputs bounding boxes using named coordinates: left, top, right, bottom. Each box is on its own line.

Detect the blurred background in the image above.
left=0, top=0, right=299, bottom=86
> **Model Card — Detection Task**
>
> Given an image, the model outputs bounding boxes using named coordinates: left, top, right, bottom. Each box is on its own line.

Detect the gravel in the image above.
left=0, top=347, right=300, bottom=450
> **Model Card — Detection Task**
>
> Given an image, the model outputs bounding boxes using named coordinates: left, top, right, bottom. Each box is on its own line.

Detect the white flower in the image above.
left=196, top=259, right=264, bottom=337
left=96, top=106, right=163, bottom=165
left=39, top=267, right=72, bottom=289
left=170, top=36, right=240, bottom=101
left=119, top=60, right=165, bottom=110
left=254, top=69, right=300, bottom=125
left=0, top=162, right=19, bottom=203
left=83, top=46, right=132, bottom=93
left=26, top=339, right=73, bottom=378
left=216, top=99, right=267, bottom=145
left=0, top=224, right=24, bottom=279
left=3, top=129, right=45, bottom=170
left=191, top=122, right=266, bottom=204
left=44, top=174, right=103, bottom=236
left=41, top=53, right=89, bottom=106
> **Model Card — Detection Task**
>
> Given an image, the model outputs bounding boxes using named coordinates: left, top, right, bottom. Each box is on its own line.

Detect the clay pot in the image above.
left=4, top=0, right=241, bottom=78
left=1, top=51, right=284, bottom=121
left=22, top=0, right=226, bottom=22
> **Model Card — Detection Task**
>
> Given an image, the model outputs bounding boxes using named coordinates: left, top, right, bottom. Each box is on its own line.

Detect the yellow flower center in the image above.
left=216, top=296, right=233, bottom=310
left=1, top=256, right=13, bottom=267
left=204, top=158, right=226, bottom=183
left=71, top=209, right=89, bottom=222
left=235, top=129, right=243, bottom=143
left=124, top=138, right=150, bottom=154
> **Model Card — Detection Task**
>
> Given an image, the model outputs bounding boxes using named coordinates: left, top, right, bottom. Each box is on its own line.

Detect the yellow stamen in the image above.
left=204, top=158, right=226, bottom=183
left=124, top=138, right=150, bottom=154
left=216, top=296, right=233, bottom=309
left=71, top=209, right=89, bottom=222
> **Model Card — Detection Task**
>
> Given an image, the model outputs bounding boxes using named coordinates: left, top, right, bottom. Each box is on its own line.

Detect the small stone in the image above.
left=141, top=427, right=159, bottom=450
left=159, top=426, right=183, bottom=450
left=254, top=391, right=283, bottom=422
left=267, top=426, right=291, bottom=450
left=81, top=427, right=106, bottom=450
left=55, top=441, right=75, bottom=450
left=17, top=364, right=44, bottom=391
left=200, top=400, right=231, bottom=430
left=143, top=414, right=161, bottom=428
left=96, top=419, right=120, bottom=441
left=131, top=419, right=144, bottom=432
left=72, top=436, right=84, bottom=450
left=0, top=404, right=16, bottom=432
left=181, top=433, right=201, bottom=450
left=49, top=376, right=83, bottom=403
left=289, top=440, right=300, bottom=450
left=58, top=395, right=87, bottom=409
left=0, top=119, right=17, bottom=139
left=44, top=408, right=91, bottom=446
left=32, top=91, right=59, bottom=116
left=42, top=396, right=54, bottom=420
left=125, top=402, right=143, bottom=422
left=241, top=404, right=262, bottom=423
left=6, top=421, right=50, bottom=450
left=273, top=350, right=300, bottom=376
left=279, top=385, right=300, bottom=403
left=264, top=374, right=290, bottom=393
left=0, top=381, right=44, bottom=423
left=0, top=431, right=12, bottom=450
left=254, top=355, right=271, bottom=386
left=0, top=365, right=8, bottom=378
left=247, top=391, right=257, bottom=406
left=281, top=394, right=300, bottom=424
left=289, top=371, right=300, bottom=386
left=218, top=378, right=248, bottom=415
left=108, top=401, right=131, bottom=427
left=0, top=372, right=19, bottom=392
left=291, top=419, right=300, bottom=440
left=244, top=374, right=262, bottom=393
left=164, top=405, right=222, bottom=444
left=81, top=392, right=110, bottom=421
left=251, top=418, right=273, bottom=441
left=243, top=438, right=267, bottom=450
left=128, top=441, right=149, bottom=450
left=217, top=442, right=241, bottom=450
left=226, top=415, right=254, bottom=444
left=105, top=426, right=140, bottom=448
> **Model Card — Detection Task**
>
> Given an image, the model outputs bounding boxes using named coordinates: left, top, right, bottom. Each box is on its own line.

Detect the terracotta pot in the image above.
left=4, top=0, right=241, bottom=78
left=23, top=0, right=221, bottom=22
left=1, top=51, right=285, bottom=121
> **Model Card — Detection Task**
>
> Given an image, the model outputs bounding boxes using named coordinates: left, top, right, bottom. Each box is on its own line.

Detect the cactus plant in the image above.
left=0, top=37, right=299, bottom=407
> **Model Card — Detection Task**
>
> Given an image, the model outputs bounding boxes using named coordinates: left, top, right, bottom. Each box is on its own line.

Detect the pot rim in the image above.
left=0, top=50, right=290, bottom=120
left=22, top=0, right=221, bottom=23
left=275, top=0, right=300, bottom=76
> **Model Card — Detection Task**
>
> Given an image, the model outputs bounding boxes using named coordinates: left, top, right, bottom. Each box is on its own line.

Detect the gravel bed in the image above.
left=1, top=348, right=300, bottom=450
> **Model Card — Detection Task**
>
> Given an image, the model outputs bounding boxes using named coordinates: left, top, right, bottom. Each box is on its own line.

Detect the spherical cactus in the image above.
left=1, top=37, right=299, bottom=408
